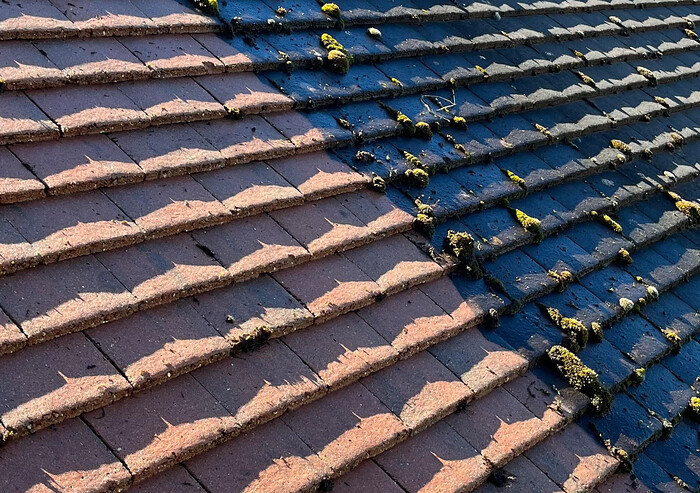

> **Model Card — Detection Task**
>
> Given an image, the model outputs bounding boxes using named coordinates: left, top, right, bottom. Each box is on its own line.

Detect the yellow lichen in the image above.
left=685, top=28, right=698, bottom=40
left=689, top=396, right=700, bottom=421
left=327, top=49, right=349, bottom=74
left=646, top=286, right=659, bottom=301
left=414, top=213, right=435, bottom=237
left=663, top=189, right=700, bottom=223
left=370, top=173, right=386, bottom=193
left=475, top=65, right=489, bottom=78
left=445, top=230, right=474, bottom=263
left=321, top=33, right=346, bottom=53
left=548, top=270, right=574, bottom=293
left=619, top=297, right=635, bottom=313
left=355, top=150, right=375, bottom=163
left=415, top=121, right=433, bottom=139
left=548, top=345, right=612, bottom=415
left=534, top=123, right=553, bottom=140
left=404, top=168, right=430, bottom=187
left=403, top=151, right=427, bottom=170
left=321, top=3, right=341, bottom=18
left=513, top=208, right=542, bottom=238
left=631, top=367, right=646, bottom=385
left=636, top=66, right=657, bottom=85
left=275, top=6, right=287, bottom=16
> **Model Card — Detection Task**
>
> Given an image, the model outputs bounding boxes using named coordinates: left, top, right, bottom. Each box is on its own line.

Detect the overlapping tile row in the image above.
left=0, top=0, right=699, bottom=491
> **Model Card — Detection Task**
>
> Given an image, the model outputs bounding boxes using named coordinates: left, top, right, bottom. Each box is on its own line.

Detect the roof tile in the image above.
left=120, top=34, right=225, bottom=77
left=0, top=146, right=45, bottom=203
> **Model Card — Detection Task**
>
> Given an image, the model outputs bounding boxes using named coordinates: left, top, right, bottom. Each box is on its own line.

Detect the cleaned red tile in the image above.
left=192, top=213, right=309, bottom=280
left=271, top=197, right=372, bottom=256
left=282, top=382, right=408, bottom=473
left=504, top=371, right=569, bottom=429
left=196, top=72, right=293, bottom=114
left=191, top=116, right=294, bottom=165
left=374, top=421, right=491, bottom=493
left=188, top=274, right=312, bottom=343
left=344, top=234, right=443, bottom=295
left=272, top=253, right=382, bottom=321
left=358, top=286, right=457, bottom=355
left=430, top=328, right=528, bottom=397
left=448, top=386, right=552, bottom=467
left=131, top=0, right=220, bottom=32
left=0, top=0, right=74, bottom=40
left=419, top=275, right=505, bottom=327
left=88, top=302, right=229, bottom=388
left=131, top=465, right=205, bottom=492
left=0, top=91, right=58, bottom=145
left=265, top=111, right=353, bottom=151
left=1, top=189, right=141, bottom=262
left=121, top=34, right=224, bottom=76
left=333, top=460, right=404, bottom=493
left=0, top=418, right=131, bottom=492
left=0, top=216, right=39, bottom=272
left=0, top=40, right=64, bottom=89
left=111, top=123, right=224, bottom=179
left=35, top=37, right=150, bottom=84
left=85, top=374, right=232, bottom=479
left=187, top=418, right=328, bottom=493
left=0, top=307, right=26, bottom=355
left=0, top=254, right=137, bottom=341
left=338, top=189, right=414, bottom=236
left=362, top=351, right=473, bottom=431
left=29, top=84, right=149, bottom=136
left=0, top=332, right=130, bottom=434
left=119, top=77, right=226, bottom=124
left=478, top=455, right=564, bottom=493
left=193, top=338, right=324, bottom=428
left=97, top=234, right=230, bottom=306
left=0, top=146, right=45, bottom=203
left=192, top=33, right=256, bottom=72
left=104, top=175, right=230, bottom=237
left=284, top=312, right=398, bottom=388
left=526, top=423, right=620, bottom=493
left=11, top=134, right=143, bottom=193
left=269, top=151, right=367, bottom=200
left=50, top=0, right=156, bottom=35
left=194, top=161, right=302, bottom=216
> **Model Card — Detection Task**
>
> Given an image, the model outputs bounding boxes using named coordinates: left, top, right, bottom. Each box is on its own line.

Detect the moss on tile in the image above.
left=654, top=96, right=670, bottom=108
left=370, top=173, right=386, bottom=193
left=443, top=133, right=469, bottom=156
left=415, top=121, right=433, bottom=140
left=685, top=28, right=698, bottom=40
left=590, top=322, right=604, bottom=342
left=590, top=211, right=622, bottom=233
left=367, top=27, right=382, bottom=40
left=636, top=66, right=657, bottom=86
left=413, top=198, right=435, bottom=237
left=617, top=248, right=633, bottom=265
left=452, top=116, right=467, bottom=129
left=226, top=107, right=243, bottom=120
left=321, top=33, right=352, bottom=73
left=547, top=270, right=574, bottom=293
left=631, top=367, right=646, bottom=385
left=509, top=207, right=542, bottom=240
left=503, top=169, right=526, bottom=189
left=355, top=150, right=375, bottom=163
left=548, top=345, right=611, bottom=415
left=484, top=307, right=500, bottom=328
left=662, top=328, right=682, bottom=353
left=379, top=101, right=415, bottom=136
left=575, top=71, right=596, bottom=88
left=610, top=139, right=632, bottom=155
left=689, top=396, right=700, bottom=421
left=475, top=65, right=490, bottom=79
left=404, top=168, right=430, bottom=187
left=534, top=123, right=553, bottom=140
left=662, top=188, right=700, bottom=223
left=619, top=297, right=635, bottom=313
left=236, top=325, right=274, bottom=352
left=544, top=306, right=589, bottom=351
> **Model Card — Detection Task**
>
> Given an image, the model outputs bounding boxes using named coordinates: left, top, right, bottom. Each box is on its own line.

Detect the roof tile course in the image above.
left=0, top=0, right=699, bottom=490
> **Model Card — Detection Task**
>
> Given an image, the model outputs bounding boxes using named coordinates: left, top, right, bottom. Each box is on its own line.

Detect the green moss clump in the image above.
left=512, top=208, right=542, bottom=239
left=675, top=199, right=700, bottom=223
left=414, top=213, right=435, bottom=237
left=367, top=27, right=382, bottom=40
left=545, top=307, right=589, bottom=351
left=688, top=396, right=700, bottom=421
left=611, top=139, right=632, bottom=155
left=534, top=123, right=553, bottom=140
left=548, top=270, right=574, bottom=293
left=617, top=248, right=633, bottom=265
left=321, top=34, right=345, bottom=52
left=590, top=322, right=604, bottom=342
left=415, top=121, right=433, bottom=140
left=662, top=328, right=682, bottom=353
left=355, top=150, right=375, bottom=163
left=631, top=367, right=646, bottom=385
left=503, top=169, right=526, bottom=189
left=452, top=116, right=467, bottom=129
left=636, top=66, right=657, bottom=85
left=403, top=151, right=427, bottom=170
left=404, top=168, right=430, bottom=187
left=575, top=71, right=596, bottom=87
left=370, top=173, right=386, bottom=193
left=327, top=49, right=350, bottom=74
left=396, top=113, right=415, bottom=136
left=548, top=345, right=612, bottom=415
left=619, top=297, right=635, bottom=313
left=321, top=3, right=341, bottom=18
left=646, top=286, right=659, bottom=301
left=590, top=211, right=622, bottom=233
left=484, top=308, right=500, bottom=328
left=445, top=230, right=475, bottom=263
left=475, top=65, right=489, bottom=78
left=415, top=198, right=434, bottom=217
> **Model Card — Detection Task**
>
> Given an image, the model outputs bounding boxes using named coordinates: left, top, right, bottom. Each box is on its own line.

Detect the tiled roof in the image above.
left=0, top=0, right=698, bottom=491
